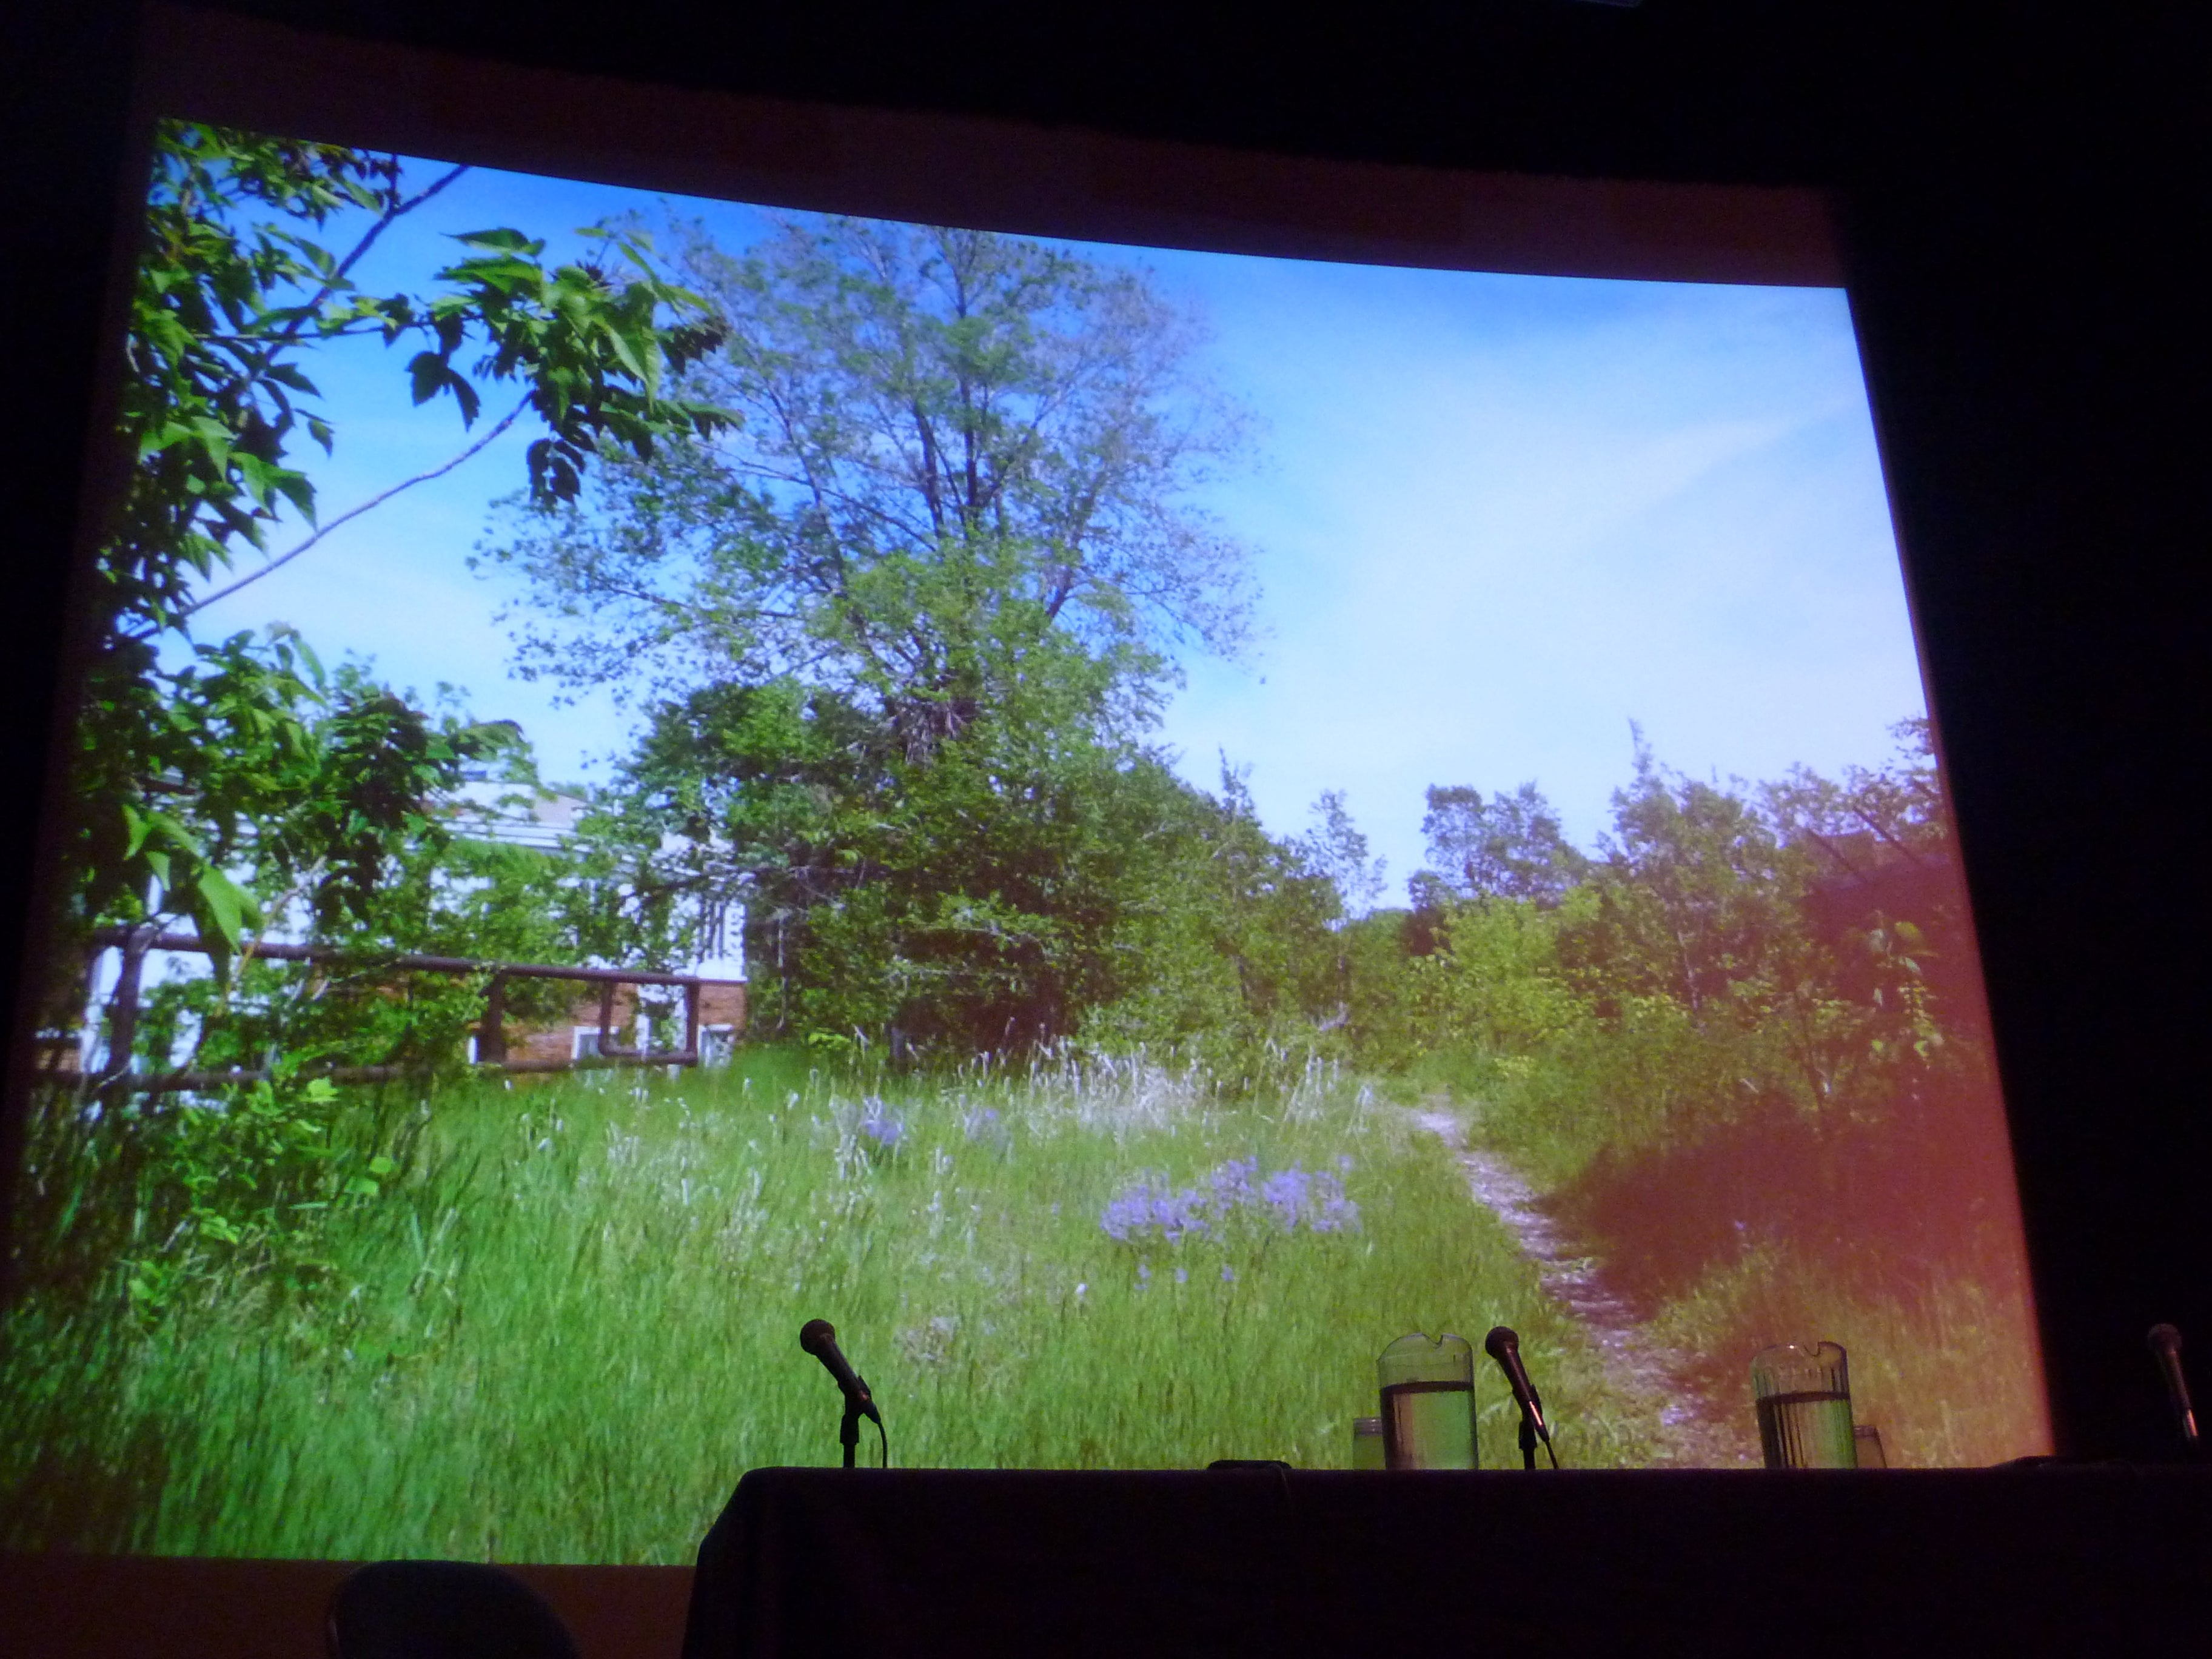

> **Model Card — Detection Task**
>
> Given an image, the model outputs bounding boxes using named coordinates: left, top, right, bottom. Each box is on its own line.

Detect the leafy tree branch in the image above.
left=172, top=394, right=529, bottom=626
left=65, top=120, right=740, bottom=980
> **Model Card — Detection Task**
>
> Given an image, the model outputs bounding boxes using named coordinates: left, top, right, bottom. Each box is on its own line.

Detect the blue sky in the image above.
left=184, top=156, right=1925, bottom=907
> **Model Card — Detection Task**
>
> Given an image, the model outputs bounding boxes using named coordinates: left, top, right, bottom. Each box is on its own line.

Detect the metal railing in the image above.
left=78, top=927, right=742, bottom=1094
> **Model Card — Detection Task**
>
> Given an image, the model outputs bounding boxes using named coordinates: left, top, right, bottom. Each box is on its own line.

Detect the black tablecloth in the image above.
left=683, top=1466, right=2212, bottom=1658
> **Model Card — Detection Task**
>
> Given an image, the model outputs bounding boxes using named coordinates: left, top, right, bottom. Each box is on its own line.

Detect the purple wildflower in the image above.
left=1311, top=1170, right=1360, bottom=1235
left=1174, top=1266, right=1188, bottom=1284
left=1101, top=1155, right=1357, bottom=1250
left=1221, top=1264, right=1237, bottom=1283
left=1150, top=1185, right=1210, bottom=1244
left=1261, top=1166, right=1313, bottom=1230
left=857, top=1096, right=905, bottom=1150
left=1100, top=1182, right=1155, bottom=1243
left=1101, top=1175, right=1210, bottom=1245
left=1136, top=1263, right=1151, bottom=1288
left=1209, top=1158, right=1256, bottom=1210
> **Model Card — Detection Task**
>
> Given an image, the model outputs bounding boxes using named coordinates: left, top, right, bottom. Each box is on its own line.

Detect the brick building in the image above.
left=446, top=781, right=749, bottom=1065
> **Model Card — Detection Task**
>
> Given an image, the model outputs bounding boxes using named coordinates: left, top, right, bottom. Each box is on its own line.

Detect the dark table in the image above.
left=683, top=1465, right=2212, bottom=1657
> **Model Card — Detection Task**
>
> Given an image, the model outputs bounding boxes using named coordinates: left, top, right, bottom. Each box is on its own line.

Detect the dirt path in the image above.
left=1412, top=1103, right=1757, bottom=1468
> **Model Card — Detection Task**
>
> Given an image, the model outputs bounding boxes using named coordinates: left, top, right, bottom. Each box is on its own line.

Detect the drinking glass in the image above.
left=1751, top=1341, right=1857, bottom=1469
left=1378, top=1332, right=1478, bottom=1470
left=1350, top=1415, right=1386, bottom=1470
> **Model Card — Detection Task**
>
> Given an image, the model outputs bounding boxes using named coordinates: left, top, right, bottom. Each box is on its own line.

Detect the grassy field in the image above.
left=1423, top=1041, right=2051, bottom=1470
left=1638, top=1239, right=2046, bottom=1469
left=1, top=1046, right=1669, bottom=1563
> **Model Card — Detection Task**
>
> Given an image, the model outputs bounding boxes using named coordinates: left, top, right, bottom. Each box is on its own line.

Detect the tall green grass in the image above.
left=2, top=1047, right=1666, bottom=1561
left=1422, top=1013, right=2053, bottom=1468
left=1643, top=1241, right=2047, bottom=1469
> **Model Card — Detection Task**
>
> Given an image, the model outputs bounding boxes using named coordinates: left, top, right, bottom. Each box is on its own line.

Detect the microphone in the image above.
left=800, top=1319, right=881, bottom=1424
left=1484, top=1326, right=1553, bottom=1453
left=2148, top=1323, right=2199, bottom=1455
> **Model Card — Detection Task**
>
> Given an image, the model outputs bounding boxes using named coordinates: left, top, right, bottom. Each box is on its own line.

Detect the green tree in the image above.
left=70, top=121, right=730, bottom=985
left=1299, top=789, right=1387, bottom=918
left=483, top=215, right=1279, bottom=1051
left=1761, top=718, right=1972, bottom=1097
left=1413, top=896, right=1590, bottom=1056
left=1087, top=760, right=1344, bottom=1071
left=1761, top=717, right=1951, bottom=874
left=1560, top=736, right=1803, bottom=1018
left=1418, top=780, right=1586, bottom=908
left=483, top=216, right=1255, bottom=722
left=615, top=649, right=1151, bottom=1048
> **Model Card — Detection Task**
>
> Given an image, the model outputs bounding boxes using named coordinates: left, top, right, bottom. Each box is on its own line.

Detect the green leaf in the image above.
left=271, top=467, right=318, bottom=524
left=194, top=865, right=258, bottom=952
left=406, top=351, right=447, bottom=406
left=606, top=326, right=649, bottom=384
left=232, top=451, right=278, bottom=510
left=452, top=227, right=538, bottom=254
left=264, top=361, right=319, bottom=394
left=138, top=420, right=195, bottom=460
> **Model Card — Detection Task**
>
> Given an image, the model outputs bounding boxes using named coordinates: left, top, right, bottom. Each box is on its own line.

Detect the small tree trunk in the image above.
left=477, top=973, right=508, bottom=1065
left=92, top=921, right=158, bottom=1094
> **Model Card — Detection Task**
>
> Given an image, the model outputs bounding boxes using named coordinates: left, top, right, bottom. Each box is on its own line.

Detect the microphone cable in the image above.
left=1531, top=1399, right=1560, bottom=1469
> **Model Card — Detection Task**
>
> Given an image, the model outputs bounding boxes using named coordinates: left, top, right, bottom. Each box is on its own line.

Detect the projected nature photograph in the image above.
left=1, top=122, right=2047, bottom=1561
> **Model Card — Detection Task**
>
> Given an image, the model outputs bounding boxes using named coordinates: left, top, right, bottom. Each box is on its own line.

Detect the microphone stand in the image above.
left=839, top=1391, right=863, bottom=1470
left=1518, top=1390, right=1544, bottom=1471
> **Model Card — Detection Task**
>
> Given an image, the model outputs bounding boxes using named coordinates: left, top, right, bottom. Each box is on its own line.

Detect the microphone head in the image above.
left=1484, top=1326, right=1521, bottom=1361
left=800, top=1319, right=837, bottom=1356
left=2150, top=1322, right=2184, bottom=1356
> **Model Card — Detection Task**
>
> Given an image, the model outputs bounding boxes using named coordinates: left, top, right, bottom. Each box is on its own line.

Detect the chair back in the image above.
left=327, top=1559, right=581, bottom=1659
